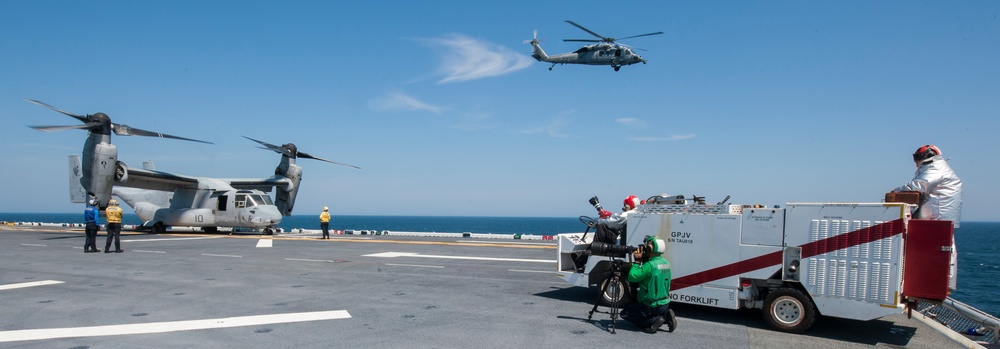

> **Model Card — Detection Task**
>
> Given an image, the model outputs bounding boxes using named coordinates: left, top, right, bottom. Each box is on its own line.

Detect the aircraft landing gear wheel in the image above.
left=763, top=288, right=816, bottom=333
left=151, top=222, right=166, bottom=234
left=614, top=66, right=620, bottom=71
left=264, top=228, right=273, bottom=235
left=548, top=66, right=553, bottom=71
left=202, top=227, right=218, bottom=233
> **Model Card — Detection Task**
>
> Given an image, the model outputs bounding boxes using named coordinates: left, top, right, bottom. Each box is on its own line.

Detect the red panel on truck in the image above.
left=902, top=219, right=954, bottom=301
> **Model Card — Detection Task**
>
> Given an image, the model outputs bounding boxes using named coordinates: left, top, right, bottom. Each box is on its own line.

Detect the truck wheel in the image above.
left=598, top=276, right=631, bottom=307
left=762, top=288, right=816, bottom=333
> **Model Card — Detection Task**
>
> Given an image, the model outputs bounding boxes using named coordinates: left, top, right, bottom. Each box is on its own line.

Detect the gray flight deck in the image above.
left=0, top=226, right=968, bottom=348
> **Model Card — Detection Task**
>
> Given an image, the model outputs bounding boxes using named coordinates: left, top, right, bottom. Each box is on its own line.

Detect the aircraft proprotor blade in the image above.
left=297, top=151, right=361, bottom=169
left=112, top=124, right=213, bottom=144
left=29, top=124, right=97, bottom=132
left=26, top=99, right=88, bottom=122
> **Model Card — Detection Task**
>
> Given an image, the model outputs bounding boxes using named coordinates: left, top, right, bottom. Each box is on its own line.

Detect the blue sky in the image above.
left=1, top=1, right=998, bottom=220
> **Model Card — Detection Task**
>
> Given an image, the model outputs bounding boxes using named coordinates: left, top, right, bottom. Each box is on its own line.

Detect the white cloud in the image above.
left=368, top=91, right=445, bottom=114
left=628, top=134, right=696, bottom=142
left=516, top=117, right=572, bottom=138
left=615, top=117, right=646, bottom=128
left=421, top=34, right=534, bottom=83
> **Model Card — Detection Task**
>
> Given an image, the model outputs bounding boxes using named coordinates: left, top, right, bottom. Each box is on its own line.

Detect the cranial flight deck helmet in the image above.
left=644, top=235, right=666, bottom=256
left=108, top=199, right=118, bottom=206
left=912, top=144, right=942, bottom=166
left=623, top=195, right=640, bottom=211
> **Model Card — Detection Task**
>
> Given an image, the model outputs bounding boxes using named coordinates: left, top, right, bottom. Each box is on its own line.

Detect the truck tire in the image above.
left=762, top=288, right=816, bottom=333
left=597, top=275, right=631, bottom=307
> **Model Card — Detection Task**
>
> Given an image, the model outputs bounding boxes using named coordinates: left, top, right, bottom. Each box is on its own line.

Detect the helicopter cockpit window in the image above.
left=235, top=194, right=248, bottom=208
left=574, top=47, right=590, bottom=54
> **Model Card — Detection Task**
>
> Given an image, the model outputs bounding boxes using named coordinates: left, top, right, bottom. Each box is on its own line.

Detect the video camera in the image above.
left=588, top=196, right=603, bottom=213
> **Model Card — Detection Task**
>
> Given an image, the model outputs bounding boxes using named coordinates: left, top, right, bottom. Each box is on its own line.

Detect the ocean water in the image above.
left=2, top=213, right=996, bottom=317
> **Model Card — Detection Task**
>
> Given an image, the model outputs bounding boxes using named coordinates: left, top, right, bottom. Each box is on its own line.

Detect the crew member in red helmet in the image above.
left=594, top=195, right=641, bottom=245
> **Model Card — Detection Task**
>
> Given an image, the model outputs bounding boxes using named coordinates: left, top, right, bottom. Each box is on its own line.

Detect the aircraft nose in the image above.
left=261, top=206, right=283, bottom=224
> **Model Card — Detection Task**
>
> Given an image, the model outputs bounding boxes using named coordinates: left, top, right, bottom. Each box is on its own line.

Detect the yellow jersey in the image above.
left=106, top=206, right=123, bottom=224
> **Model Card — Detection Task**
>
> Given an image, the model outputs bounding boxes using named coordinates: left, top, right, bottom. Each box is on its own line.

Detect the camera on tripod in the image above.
left=589, top=241, right=650, bottom=260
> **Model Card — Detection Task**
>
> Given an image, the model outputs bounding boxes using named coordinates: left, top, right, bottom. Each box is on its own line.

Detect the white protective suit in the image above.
left=892, top=154, right=963, bottom=228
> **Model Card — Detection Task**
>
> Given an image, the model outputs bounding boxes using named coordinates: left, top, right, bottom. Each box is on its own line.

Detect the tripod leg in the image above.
left=588, top=273, right=611, bottom=320
left=609, top=273, right=620, bottom=334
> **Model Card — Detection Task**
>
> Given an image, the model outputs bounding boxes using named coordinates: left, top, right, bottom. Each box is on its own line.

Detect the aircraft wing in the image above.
left=117, top=167, right=201, bottom=192
left=227, top=176, right=292, bottom=192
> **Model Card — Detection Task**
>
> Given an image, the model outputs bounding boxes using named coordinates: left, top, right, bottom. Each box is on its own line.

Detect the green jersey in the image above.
left=627, top=255, right=672, bottom=307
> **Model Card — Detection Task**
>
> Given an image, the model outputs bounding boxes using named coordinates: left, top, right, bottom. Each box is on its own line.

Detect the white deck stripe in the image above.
left=122, top=236, right=223, bottom=242
left=256, top=239, right=273, bottom=248
left=384, top=263, right=445, bottom=268
left=364, top=251, right=554, bottom=263
left=201, top=253, right=241, bottom=258
left=20, top=244, right=46, bottom=247
left=0, top=310, right=351, bottom=343
left=0, top=280, right=64, bottom=291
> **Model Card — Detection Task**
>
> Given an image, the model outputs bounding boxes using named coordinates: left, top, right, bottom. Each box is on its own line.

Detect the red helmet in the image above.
left=912, top=144, right=941, bottom=165
left=623, top=195, right=640, bottom=211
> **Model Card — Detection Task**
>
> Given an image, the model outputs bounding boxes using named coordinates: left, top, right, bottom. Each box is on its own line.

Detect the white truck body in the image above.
left=556, top=199, right=955, bottom=333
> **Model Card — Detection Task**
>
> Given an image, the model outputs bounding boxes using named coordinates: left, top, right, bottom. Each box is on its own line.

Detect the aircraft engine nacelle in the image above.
left=274, top=164, right=302, bottom=216
left=81, top=141, right=118, bottom=208
left=114, top=161, right=128, bottom=183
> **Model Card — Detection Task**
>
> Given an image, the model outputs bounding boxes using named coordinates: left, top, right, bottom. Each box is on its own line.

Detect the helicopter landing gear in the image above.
left=549, top=64, right=555, bottom=71
left=613, top=66, right=620, bottom=71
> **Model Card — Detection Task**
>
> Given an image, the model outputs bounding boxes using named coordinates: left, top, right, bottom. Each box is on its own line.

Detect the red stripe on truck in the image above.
left=671, top=219, right=905, bottom=291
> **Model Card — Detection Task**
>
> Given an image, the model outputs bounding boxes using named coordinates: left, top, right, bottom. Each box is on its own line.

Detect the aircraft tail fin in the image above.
left=527, top=30, right=548, bottom=61
left=68, top=155, right=86, bottom=203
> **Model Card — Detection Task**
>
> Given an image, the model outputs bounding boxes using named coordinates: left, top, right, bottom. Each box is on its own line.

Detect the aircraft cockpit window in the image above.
left=258, top=195, right=274, bottom=205
left=245, top=195, right=272, bottom=207
left=235, top=194, right=248, bottom=208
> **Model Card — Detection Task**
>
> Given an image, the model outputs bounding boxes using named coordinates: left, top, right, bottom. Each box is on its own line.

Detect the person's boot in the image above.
left=667, top=309, right=677, bottom=332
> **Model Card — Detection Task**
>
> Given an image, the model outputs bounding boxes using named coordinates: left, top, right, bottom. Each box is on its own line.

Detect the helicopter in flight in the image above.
left=29, top=100, right=359, bottom=234
left=528, top=20, right=663, bottom=71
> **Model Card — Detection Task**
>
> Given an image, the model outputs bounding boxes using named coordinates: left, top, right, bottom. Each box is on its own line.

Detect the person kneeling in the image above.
left=620, top=236, right=677, bottom=333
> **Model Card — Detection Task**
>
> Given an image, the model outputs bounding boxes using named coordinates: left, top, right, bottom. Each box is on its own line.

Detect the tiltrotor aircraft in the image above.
left=29, top=100, right=359, bottom=234
left=528, top=20, right=663, bottom=71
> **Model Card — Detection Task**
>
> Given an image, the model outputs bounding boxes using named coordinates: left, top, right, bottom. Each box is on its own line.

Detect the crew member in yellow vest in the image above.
left=320, top=206, right=331, bottom=239
left=104, top=199, right=124, bottom=253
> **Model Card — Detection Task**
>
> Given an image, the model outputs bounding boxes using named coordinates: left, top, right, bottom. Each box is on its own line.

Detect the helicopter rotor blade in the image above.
left=565, top=20, right=606, bottom=40
left=26, top=99, right=89, bottom=123
left=563, top=39, right=601, bottom=43
left=112, top=123, right=214, bottom=144
left=617, top=32, right=664, bottom=40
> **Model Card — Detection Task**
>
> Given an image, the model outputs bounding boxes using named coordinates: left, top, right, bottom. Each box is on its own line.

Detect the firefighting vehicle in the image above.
left=556, top=194, right=956, bottom=333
